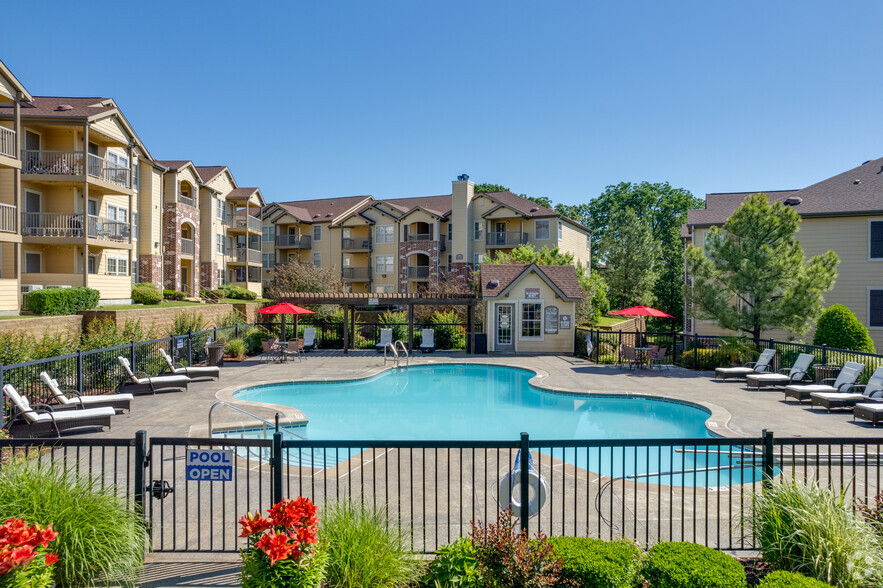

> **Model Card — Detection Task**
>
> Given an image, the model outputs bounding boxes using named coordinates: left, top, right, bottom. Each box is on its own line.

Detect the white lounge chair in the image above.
left=3, top=384, right=115, bottom=437
left=420, top=329, right=436, bottom=353
left=303, top=328, right=316, bottom=351
left=159, top=348, right=220, bottom=380
left=715, top=349, right=776, bottom=381
left=117, top=357, right=190, bottom=394
left=376, top=328, right=393, bottom=353
left=854, top=402, right=883, bottom=426
left=808, top=363, right=877, bottom=411
left=40, top=372, right=132, bottom=412
left=746, top=353, right=814, bottom=389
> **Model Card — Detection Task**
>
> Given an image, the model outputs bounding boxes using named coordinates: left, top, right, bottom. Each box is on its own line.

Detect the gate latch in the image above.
left=149, top=480, right=173, bottom=500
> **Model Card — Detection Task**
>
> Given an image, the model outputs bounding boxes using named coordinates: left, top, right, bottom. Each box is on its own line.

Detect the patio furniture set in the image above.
left=617, top=344, right=668, bottom=370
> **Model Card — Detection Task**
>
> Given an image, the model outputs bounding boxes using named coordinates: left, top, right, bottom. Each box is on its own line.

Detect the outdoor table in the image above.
left=634, top=347, right=652, bottom=369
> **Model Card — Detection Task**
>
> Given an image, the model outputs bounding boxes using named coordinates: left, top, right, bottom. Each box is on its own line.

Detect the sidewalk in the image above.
left=137, top=553, right=241, bottom=588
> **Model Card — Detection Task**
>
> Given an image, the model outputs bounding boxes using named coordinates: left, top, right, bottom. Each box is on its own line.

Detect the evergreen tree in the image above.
left=601, top=207, right=660, bottom=308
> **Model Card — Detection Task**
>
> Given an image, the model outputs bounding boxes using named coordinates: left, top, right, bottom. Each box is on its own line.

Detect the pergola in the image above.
left=273, top=292, right=481, bottom=354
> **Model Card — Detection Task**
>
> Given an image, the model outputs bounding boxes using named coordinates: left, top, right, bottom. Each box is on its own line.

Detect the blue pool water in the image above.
left=230, top=364, right=765, bottom=485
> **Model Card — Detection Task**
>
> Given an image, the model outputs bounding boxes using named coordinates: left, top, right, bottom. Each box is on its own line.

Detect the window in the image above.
left=131, top=260, right=138, bottom=283
left=375, top=225, right=394, bottom=244
left=870, top=220, right=883, bottom=260
left=24, top=252, right=40, bottom=274
left=521, top=303, right=542, bottom=338
left=87, top=255, right=97, bottom=275
left=313, top=252, right=321, bottom=267
left=313, top=225, right=321, bottom=241
left=870, top=289, right=883, bottom=328
left=473, top=253, right=484, bottom=266
left=216, top=198, right=225, bottom=222
left=586, top=235, right=591, bottom=250
left=262, top=253, right=276, bottom=269
left=473, top=221, right=483, bottom=241
left=447, top=254, right=452, bottom=271
left=106, top=257, right=128, bottom=276
left=107, top=204, right=127, bottom=222
left=217, top=268, right=226, bottom=286
left=535, top=220, right=550, bottom=240
left=216, top=233, right=225, bottom=254
left=447, top=223, right=452, bottom=241
left=132, top=212, right=138, bottom=240
left=132, top=161, right=139, bottom=189
left=558, top=220, right=563, bottom=240
left=375, top=255, right=394, bottom=274
left=262, top=225, right=275, bottom=242
left=375, top=285, right=394, bottom=294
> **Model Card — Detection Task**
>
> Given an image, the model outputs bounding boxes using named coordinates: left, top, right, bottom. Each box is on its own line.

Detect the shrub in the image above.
left=857, top=491, right=883, bottom=542
left=133, top=284, right=163, bottom=304
left=27, top=286, right=99, bottom=316
left=225, top=338, right=247, bottom=358
left=750, top=480, right=883, bottom=588
left=759, top=571, right=835, bottom=588
left=171, top=310, right=207, bottom=336
left=0, top=462, right=145, bottom=586
left=0, top=518, right=59, bottom=587
left=244, top=327, right=271, bottom=354
left=469, top=509, right=561, bottom=588
left=421, top=537, right=482, bottom=587
left=220, top=284, right=257, bottom=300
left=644, top=542, right=746, bottom=588
left=321, top=501, right=423, bottom=588
left=379, top=311, right=408, bottom=343
left=81, top=318, right=158, bottom=351
left=679, top=348, right=731, bottom=369
left=216, top=310, right=244, bottom=328
left=211, top=288, right=226, bottom=298
left=429, top=310, right=467, bottom=350
left=163, top=289, right=186, bottom=301
left=548, top=537, right=644, bottom=588
left=813, top=305, right=876, bottom=353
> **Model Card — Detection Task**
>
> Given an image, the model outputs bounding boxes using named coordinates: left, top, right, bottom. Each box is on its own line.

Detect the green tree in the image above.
left=473, top=183, right=510, bottom=194
left=684, top=194, right=839, bottom=340
left=601, top=207, right=660, bottom=309
left=265, top=261, right=345, bottom=319
left=813, top=304, right=876, bottom=353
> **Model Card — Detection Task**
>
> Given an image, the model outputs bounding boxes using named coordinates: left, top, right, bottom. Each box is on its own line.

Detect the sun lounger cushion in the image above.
left=159, top=349, right=219, bottom=378
left=809, top=391, right=864, bottom=402
left=746, top=373, right=791, bottom=383
left=28, top=406, right=115, bottom=424
left=716, top=367, right=756, bottom=375
left=855, top=403, right=883, bottom=413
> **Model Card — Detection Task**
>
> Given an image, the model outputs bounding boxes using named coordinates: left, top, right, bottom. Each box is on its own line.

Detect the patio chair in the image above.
left=649, top=346, right=669, bottom=370
left=854, top=402, right=883, bottom=427
left=283, top=339, right=304, bottom=362
left=303, top=328, right=316, bottom=351
left=807, top=363, right=878, bottom=411
left=376, top=328, right=393, bottom=353
left=159, top=348, right=220, bottom=380
left=620, top=346, right=639, bottom=370
left=420, top=329, right=436, bottom=353
left=3, top=384, right=115, bottom=438
left=714, top=349, right=776, bottom=381
left=40, top=372, right=132, bottom=412
left=745, top=353, right=814, bottom=390
left=261, top=339, right=281, bottom=363
left=117, top=357, right=190, bottom=394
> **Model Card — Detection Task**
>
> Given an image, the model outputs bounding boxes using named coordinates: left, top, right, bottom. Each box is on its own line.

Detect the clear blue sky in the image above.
left=3, top=1, right=881, bottom=205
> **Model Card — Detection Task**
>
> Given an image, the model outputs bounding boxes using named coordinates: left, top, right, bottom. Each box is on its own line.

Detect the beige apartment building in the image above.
left=261, top=178, right=591, bottom=293
left=683, top=157, right=883, bottom=351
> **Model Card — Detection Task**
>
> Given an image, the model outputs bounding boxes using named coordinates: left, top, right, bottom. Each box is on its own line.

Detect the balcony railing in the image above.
left=407, top=266, right=430, bottom=280
left=177, top=194, right=194, bottom=207
left=405, top=233, right=433, bottom=241
left=275, top=235, right=312, bottom=249
left=21, top=150, right=130, bottom=188
left=20, top=212, right=130, bottom=242
left=0, top=128, right=15, bottom=159
left=234, top=268, right=263, bottom=283
left=235, top=216, right=261, bottom=232
left=342, top=238, right=371, bottom=252
left=0, top=204, right=15, bottom=233
left=342, top=267, right=371, bottom=282
left=486, top=231, right=528, bottom=247
left=180, top=238, right=194, bottom=256
left=88, top=154, right=130, bottom=188
left=234, top=248, right=261, bottom=263
left=87, top=214, right=129, bottom=242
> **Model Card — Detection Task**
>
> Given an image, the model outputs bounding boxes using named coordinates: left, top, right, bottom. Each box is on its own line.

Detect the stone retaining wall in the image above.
left=0, top=315, right=84, bottom=339
left=80, top=304, right=239, bottom=335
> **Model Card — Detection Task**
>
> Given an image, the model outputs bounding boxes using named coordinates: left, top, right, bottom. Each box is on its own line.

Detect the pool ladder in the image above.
left=383, top=340, right=409, bottom=368
left=207, top=401, right=307, bottom=440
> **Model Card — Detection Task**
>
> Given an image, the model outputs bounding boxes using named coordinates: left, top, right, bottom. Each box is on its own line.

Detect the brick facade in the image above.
left=163, top=202, right=201, bottom=293
left=200, top=262, right=217, bottom=290
left=138, top=254, right=162, bottom=288
left=448, top=262, right=473, bottom=287
left=398, top=240, right=439, bottom=292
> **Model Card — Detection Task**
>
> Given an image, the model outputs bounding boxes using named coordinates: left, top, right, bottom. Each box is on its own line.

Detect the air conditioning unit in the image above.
left=45, top=285, right=72, bottom=289
left=21, top=285, right=43, bottom=293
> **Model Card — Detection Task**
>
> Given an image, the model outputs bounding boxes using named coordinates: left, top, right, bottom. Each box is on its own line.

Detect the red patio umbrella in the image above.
left=255, top=302, right=314, bottom=342
left=608, top=305, right=674, bottom=319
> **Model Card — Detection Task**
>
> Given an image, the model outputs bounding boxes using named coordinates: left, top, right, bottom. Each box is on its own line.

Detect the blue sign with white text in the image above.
left=186, top=449, right=233, bottom=481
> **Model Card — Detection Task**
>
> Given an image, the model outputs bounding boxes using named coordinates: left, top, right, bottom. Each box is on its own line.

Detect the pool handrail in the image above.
left=208, top=401, right=307, bottom=440
left=383, top=341, right=398, bottom=366
left=395, top=339, right=409, bottom=367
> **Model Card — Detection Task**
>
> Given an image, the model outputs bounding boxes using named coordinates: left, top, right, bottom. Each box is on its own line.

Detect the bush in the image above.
left=857, top=491, right=883, bottom=542
left=27, top=286, right=99, bottom=315
left=469, top=509, right=561, bottom=587
left=680, top=348, right=731, bottom=369
left=429, top=310, right=467, bottom=350
left=421, top=537, right=482, bottom=587
left=378, top=311, right=408, bottom=343
left=216, top=310, right=245, bottom=328
left=133, top=284, right=163, bottom=304
left=751, top=480, right=883, bottom=588
left=220, top=284, right=257, bottom=300
left=0, top=462, right=145, bottom=587
left=548, top=537, right=644, bottom=588
left=170, top=310, right=207, bottom=336
left=225, top=338, right=247, bottom=358
left=759, top=571, right=835, bottom=588
left=211, top=288, right=226, bottom=298
left=81, top=318, right=158, bottom=350
left=163, top=289, right=186, bottom=301
left=244, top=327, right=271, bottom=354
left=321, top=501, right=423, bottom=588
left=813, top=305, right=876, bottom=353
left=644, top=542, right=746, bottom=588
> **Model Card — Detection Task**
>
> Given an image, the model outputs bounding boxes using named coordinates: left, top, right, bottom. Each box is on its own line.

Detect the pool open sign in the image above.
left=186, top=449, right=233, bottom=481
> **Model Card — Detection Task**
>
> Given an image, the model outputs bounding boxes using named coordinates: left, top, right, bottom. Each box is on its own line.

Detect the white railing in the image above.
left=21, top=213, right=84, bottom=237
left=0, top=204, right=15, bottom=233
left=235, top=216, right=261, bottom=232
left=0, top=128, right=15, bottom=159
left=180, top=238, right=194, bottom=256
left=234, top=248, right=261, bottom=263
left=275, top=235, right=311, bottom=248
left=87, top=153, right=130, bottom=188
left=22, top=150, right=83, bottom=175
left=87, top=214, right=129, bottom=242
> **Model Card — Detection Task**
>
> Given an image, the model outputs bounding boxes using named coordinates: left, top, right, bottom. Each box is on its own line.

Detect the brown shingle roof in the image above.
left=195, top=166, right=228, bottom=183
left=480, top=264, right=582, bottom=300
left=383, top=194, right=452, bottom=217
left=156, top=160, right=191, bottom=171
left=0, top=96, right=116, bottom=119
left=228, top=187, right=259, bottom=199
left=275, top=196, right=373, bottom=223
left=479, top=191, right=558, bottom=217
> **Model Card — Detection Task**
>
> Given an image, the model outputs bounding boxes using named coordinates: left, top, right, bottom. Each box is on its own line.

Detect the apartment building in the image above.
left=261, top=177, right=592, bottom=293
left=683, top=157, right=883, bottom=350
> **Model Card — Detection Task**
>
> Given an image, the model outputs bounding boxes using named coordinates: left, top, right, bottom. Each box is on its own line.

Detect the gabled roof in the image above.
left=271, top=195, right=374, bottom=223
left=480, top=263, right=582, bottom=301
left=156, top=160, right=192, bottom=172
left=476, top=191, right=558, bottom=217
left=194, top=166, right=230, bottom=184
left=686, top=190, right=800, bottom=227
left=383, top=194, right=452, bottom=217
left=0, top=96, right=116, bottom=119
left=0, top=59, right=32, bottom=102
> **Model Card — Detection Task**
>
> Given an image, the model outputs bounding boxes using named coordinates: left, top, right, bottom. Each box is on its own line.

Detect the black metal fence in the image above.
left=260, top=320, right=469, bottom=351
left=4, top=431, right=880, bottom=554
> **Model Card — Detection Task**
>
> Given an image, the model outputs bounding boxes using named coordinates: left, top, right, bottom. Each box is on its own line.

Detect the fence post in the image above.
left=234, top=324, right=239, bottom=338
left=214, top=327, right=218, bottom=342
left=0, top=363, right=4, bottom=420
left=693, top=333, right=699, bottom=369
left=76, top=349, right=83, bottom=395
left=762, top=429, right=775, bottom=488
left=134, top=430, right=147, bottom=519
left=617, top=331, right=622, bottom=364
left=821, top=344, right=827, bottom=365
left=271, top=431, right=283, bottom=505
left=671, top=330, right=677, bottom=365
left=519, top=432, right=530, bottom=534
left=129, top=340, right=136, bottom=372
left=187, top=330, right=193, bottom=366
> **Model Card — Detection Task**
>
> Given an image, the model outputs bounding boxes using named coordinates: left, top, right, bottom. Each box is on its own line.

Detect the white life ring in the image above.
left=498, top=469, right=549, bottom=519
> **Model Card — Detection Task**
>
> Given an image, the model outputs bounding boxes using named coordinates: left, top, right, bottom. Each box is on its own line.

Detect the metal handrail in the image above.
left=383, top=341, right=398, bottom=366
left=208, top=401, right=306, bottom=440
left=395, top=339, right=409, bottom=367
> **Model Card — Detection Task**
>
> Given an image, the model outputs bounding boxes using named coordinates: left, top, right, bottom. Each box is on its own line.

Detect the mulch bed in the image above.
left=741, top=558, right=773, bottom=586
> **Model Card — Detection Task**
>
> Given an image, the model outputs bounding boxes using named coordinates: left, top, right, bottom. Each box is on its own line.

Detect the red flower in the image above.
left=44, top=552, right=59, bottom=566
left=238, top=512, right=273, bottom=538
left=255, top=531, right=293, bottom=565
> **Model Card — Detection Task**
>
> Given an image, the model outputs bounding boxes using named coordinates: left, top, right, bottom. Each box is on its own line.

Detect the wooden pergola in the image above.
left=274, top=292, right=481, bottom=354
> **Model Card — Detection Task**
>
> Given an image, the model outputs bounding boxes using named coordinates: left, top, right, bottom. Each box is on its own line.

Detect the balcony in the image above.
left=342, top=237, right=371, bottom=252
left=407, top=266, right=430, bottom=281
left=0, top=128, right=15, bottom=160
left=486, top=231, right=528, bottom=248
left=405, top=233, right=433, bottom=242
left=233, top=268, right=263, bottom=283
left=20, top=212, right=131, bottom=243
left=180, top=238, right=194, bottom=256
left=177, top=194, right=195, bottom=207
left=21, top=150, right=131, bottom=191
left=275, top=235, right=312, bottom=249
left=0, top=204, right=16, bottom=233
left=234, top=216, right=261, bottom=233
left=342, top=267, right=371, bottom=282
left=87, top=214, right=129, bottom=242
left=233, top=247, right=261, bottom=264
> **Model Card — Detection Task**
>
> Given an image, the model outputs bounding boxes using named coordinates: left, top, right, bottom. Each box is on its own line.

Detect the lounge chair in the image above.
left=40, top=372, right=132, bottom=412
left=746, top=353, right=814, bottom=390
left=117, top=357, right=190, bottom=394
left=376, top=328, right=393, bottom=353
left=854, top=403, right=883, bottom=426
left=3, top=384, right=115, bottom=437
left=715, top=349, right=776, bottom=381
left=808, top=364, right=878, bottom=411
left=420, top=329, right=436, bottom=353
left=303, top=328, right=316, bottom=351
left=159, top=348, right=220, bottom=380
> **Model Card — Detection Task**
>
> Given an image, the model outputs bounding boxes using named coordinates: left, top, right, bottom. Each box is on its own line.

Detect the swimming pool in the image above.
left=229, top=364, right=764, bottom=485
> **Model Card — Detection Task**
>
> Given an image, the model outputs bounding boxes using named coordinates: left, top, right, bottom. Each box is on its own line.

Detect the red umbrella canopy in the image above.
left=609, top=305, right=674, bottom=318
left=255, top=302, right=315, bottom=315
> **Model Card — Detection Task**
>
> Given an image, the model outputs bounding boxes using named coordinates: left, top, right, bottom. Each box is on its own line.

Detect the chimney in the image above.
left=452, top=174, right=475, bottom=264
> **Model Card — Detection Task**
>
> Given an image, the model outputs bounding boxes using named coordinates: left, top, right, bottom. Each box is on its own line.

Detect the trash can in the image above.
left=814, top=364, right=841, bottom=384
left=206, top=342, right=225, bottom=367
left=473, top=333, right=488, bottom=355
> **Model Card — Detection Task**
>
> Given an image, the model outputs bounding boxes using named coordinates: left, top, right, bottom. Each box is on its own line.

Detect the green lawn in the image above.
left=593, top=316, right=629, bottom=327
left=0, top=314, right=40, bottom=320
left=97, top=301, right=204, bottom=310
left=218, top=298, right=272, bottom=304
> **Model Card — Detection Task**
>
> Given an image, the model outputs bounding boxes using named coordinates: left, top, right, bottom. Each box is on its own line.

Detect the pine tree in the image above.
left=601, top=207, right=660, bottom=308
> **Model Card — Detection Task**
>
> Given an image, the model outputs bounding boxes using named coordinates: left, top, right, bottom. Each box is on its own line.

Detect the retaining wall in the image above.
left=0, top=315, right=84, bottom=340
left=80, top=304, right=239, bottom=335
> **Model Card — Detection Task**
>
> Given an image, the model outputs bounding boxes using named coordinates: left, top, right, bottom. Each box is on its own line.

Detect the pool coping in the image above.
left=198, top=358, right=739, bottom=439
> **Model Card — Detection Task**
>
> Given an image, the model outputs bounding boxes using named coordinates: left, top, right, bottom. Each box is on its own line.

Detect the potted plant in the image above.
left=0, top=518, right=59, bottom=588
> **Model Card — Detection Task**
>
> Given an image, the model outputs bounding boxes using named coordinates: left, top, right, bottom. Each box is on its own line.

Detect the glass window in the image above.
left=313, top=252, right=321, bottom=267
left=558, top=220, right=563, bottom=240
left=473, top=221, right=483, bottom=240
left=871, top=289, right=883, bottom=328
left=24, top=252, right=40, bottom=274
left=262, top=253, right=276, bottom=269
left=132, top=161, right=139, bottom=189
left=521, top=303, right=542, bottom=338
left=375, top=225, right=394, bottom=244
left=262, top=225, right=275, bottom=242
left=375, top=285, right=394, bottom=294
left=375, top=255, right=394, bottom=274
left=871, top=221, right=883, bottom=259
left=106, top=257, right=128, bottom=276
left=473, top=253, right=484, bottom=266
left=313, top=225, right=322, bottom=241
left=448, top=223, right=452, bottom=241
left=132, top=212, right=138, bottom=240
left=131, top=260, right=138, bottom=282
left=87, top=256, right=97, bottom=275
left=535, top=220, right=550, bottom=240
left=586, top=235, right=591, bottom=250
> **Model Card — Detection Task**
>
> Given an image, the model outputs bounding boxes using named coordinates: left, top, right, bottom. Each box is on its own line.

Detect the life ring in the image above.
left=498, top=468, right=549, bottom=519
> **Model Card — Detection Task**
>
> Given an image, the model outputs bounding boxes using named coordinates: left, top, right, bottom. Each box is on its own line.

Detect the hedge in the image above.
left=813, top=304, right=876, bottom=353
left=758, top=571, right=834, bottom=588
left=27, top=287, right=99, bottom=316
left=549, top=537, right=644, bottom=588
left=220, top=284, right=256, bottom=300
left=133, top=285, right=162, bottom=305
left=645, top=542, right=746, bottom=588
left=163, top=289, right=186, bottom=301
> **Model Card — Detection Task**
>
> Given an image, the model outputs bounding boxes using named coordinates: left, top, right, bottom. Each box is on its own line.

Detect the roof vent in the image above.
left=878, top=166, right=883, bottom=174
left=55, top=104, right=73, bottom=111
left=312, top=214, right=320, bottom=219
left=530, top=207, right=538, bottom=212
left=487, top=279, right=499, bottom=289
left=457, top=174, right=469, bottom=181
left=783, top=197, right=803, bottom=206
left=853, top=179, right=861, bottom=185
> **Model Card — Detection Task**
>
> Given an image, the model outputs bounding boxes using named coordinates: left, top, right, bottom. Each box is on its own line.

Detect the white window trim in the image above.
left=375, top=255, right=393, bottom=274
left=24, top=189, right=42, bottom=213
left=557, top=220, right=563, bottom=240
left=473, top=221, right=483, bottom=241
left=869, top=286, right=883, bottom=330
left=869, top=218, right=883, bottom=262
left=23, top=251, right=41, bottom=274
left=313, top=252, right=321, bottom=267
left=313, top=225, right=322, bottom=241
left=375, top=224, right=394, bottom=244
left=535, top=220, right=551, bottom=240
left=519, top=299, right=545, bottom=342
left=106, top=256, right=129, bottom=276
